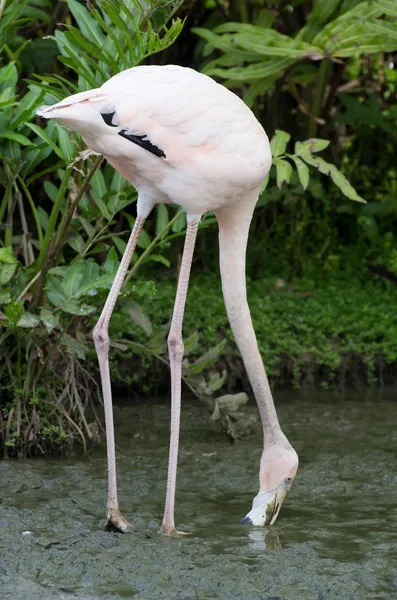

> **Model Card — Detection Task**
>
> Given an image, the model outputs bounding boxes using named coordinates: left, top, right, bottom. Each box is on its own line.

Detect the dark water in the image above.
left=0, top=391, right=396, bottom=599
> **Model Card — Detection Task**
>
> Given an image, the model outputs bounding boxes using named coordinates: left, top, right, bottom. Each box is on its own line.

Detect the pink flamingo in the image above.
left=38, top=65, right=298, bottom=535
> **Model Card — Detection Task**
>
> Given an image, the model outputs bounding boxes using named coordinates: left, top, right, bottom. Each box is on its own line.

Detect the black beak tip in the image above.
left=239, top=516, right=253, bottom=525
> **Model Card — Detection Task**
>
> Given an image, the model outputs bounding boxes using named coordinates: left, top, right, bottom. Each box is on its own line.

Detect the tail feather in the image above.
left=36, top=88, right=108, bottom=118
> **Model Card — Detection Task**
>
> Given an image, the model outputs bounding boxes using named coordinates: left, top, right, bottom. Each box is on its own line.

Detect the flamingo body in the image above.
left=38, top=65, right=297, bottom=534
left=38, top=65, right=272, bottom=216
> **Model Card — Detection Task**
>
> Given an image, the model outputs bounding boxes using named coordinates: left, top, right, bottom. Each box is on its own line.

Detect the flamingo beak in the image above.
left=239, top=481, right=289, bottom=526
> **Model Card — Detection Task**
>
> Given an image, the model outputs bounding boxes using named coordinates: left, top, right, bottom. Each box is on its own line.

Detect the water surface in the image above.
left=0, top=391, right=396, bottom=599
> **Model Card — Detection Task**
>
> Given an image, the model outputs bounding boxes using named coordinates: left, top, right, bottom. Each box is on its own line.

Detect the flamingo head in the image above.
left=239, top=443, right=299, bottom=526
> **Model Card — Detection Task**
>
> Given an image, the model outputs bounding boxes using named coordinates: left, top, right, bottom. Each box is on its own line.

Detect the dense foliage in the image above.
left=0, top=0, right=396, bottom=456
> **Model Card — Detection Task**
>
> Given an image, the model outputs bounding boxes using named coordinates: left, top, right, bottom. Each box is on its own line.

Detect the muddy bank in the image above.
left=0, top=391, right=396, bottom=599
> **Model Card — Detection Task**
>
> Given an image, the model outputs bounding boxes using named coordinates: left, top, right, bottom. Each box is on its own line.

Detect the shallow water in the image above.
left=0, top=391, right=396, bottom=600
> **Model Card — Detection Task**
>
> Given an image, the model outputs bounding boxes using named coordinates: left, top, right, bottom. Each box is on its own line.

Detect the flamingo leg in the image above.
left=159, top=216, right=201, bottom=535
left=93, top=215, right=146, bottom=532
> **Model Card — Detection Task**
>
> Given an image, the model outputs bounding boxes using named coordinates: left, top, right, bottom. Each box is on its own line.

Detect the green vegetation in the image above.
left=0, top=0, right=396, bottom=456
left=109, top=271, right=397, bottom=393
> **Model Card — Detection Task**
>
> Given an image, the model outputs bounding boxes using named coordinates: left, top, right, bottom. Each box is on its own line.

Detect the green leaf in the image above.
left=103, top=247, right=119, bottom=277
left=171, top=212, right=187, bottom=233
left=125, top=300, right=153, bottom=337
left=61, top=301, right=97, bottom=316
left=5, top=300, right=24, bottom=326
left=270, top=130, right=290, bottom=158
left=0, top=247, right=17, bottom=264
left=187, top=340, right=227, bottom=377
left=301, top=155, right=365, bottom=202
left=0, top=131, right=32, bottom=146
left=60, top=332, right=87, bottom=359
left=143, top=254, right=171, bottom=268
left=67, top=230, right=86, bottom=254
left=137, top=228, right=151, bottom=250
left=205, top=57, right=293, bottom=82
left=44, top=180, right=58, bottom=202
left=62, top=261, right=85, bottom=298
left=25, top=122, right=65, bottom=160
left=56, top=123, right=76, bottom=163
left=274, top=158, right=293, bottom=188
left=290, top=156, right=310, bottom=190
left=260, top=173, right=270, bottom=194
left=0, top=263, right=17, bottom=285
left=17, top=312, right=40, bottom=328
left=155, top=204, right=169, bottom=237
left=306, top=138, right=330, bottom=153
left=0, top=292, right=11, bottom=304
left=329, top=165, right=366, bottom=203
left=67, top=0, right=106, bottom=47
left=40, top=308, right=59, bottom=333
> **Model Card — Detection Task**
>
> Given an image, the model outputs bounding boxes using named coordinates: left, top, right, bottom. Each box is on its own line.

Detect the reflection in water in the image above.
left=248, top=527, right=282, bottom=551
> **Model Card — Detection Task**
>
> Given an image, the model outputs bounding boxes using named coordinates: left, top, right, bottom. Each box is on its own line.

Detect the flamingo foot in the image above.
left=105, top=508, right=132, bottom=533
left=158, top=523, right=190, bottom=537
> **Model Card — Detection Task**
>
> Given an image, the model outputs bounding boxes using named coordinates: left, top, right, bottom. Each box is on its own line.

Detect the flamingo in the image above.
left=37, top=65, right=298, bottom=535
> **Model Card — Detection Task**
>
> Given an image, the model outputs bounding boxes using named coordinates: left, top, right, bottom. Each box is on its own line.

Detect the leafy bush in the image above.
left=0, top=0, right=185, bottom=456
left=0, top=0, right=391, bottom=456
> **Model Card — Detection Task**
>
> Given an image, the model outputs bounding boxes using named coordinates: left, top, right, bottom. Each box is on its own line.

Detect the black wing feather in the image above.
left=118, top=129, right=166, bottom=159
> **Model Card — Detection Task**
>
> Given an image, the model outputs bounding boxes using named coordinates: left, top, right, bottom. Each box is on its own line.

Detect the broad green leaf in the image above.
left=25, top=122, right=65, bottom=160
left=205, top=57, right=293, bottom=82
left=91, top=168, right=107, bottom=197
left=329, top=165, right=365, bottom=202
left=0, top=247, right=17, bottom=264
left=113, top=236, right=127, bottom=255
left=137, top=228, right=151, bottom=250
left=270, top=130, right=290, bottom=157
left=306, top=138, right=330, bottom=153
left=40, top=308, right=59, bottom=333
left=125, top=300, right=153, bottom=337
left=0, top=131, right=32, bottom=146
left=171, top=212, right=187, bottom=233
left=290, top=156, right=310, bottom=190
left=235, top=29, right=323, bottom=59
left=103, top=247, right=119, bottom=277
left=302, top=155, right=365, bottom=202
left=0, top=292, right=11, bottom=304
left=44, top=180, right=58, bottom=202
left=188, top=340, right=227, bottom=377
left=56, top=124, right=76, bottom=163
left=0, top=263, right=17, bottom=285
left=67, top=231, right=86, bottom=254
left=301, top=154, right=332, bottom=175
left=143, top=254, right=171, bottom=268
left=46, top=276, right=67, bottom=307
left=260, top=173, right=270, bottom=194
left=60, top=332, right=87, bottom=359
left=62, top=262, right=84, bottom=298
left=155, top=204, right=169, bottom=237
left=5, top=300, right=24, bottom=326
left=17, top=312, right=40, bottom=328
left=274, top=158, right=293, bottom=188
left=61, top=301, right=97, bottom=316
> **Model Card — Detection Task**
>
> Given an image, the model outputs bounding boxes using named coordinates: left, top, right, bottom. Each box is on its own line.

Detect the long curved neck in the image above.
left=216, top=199, right=284, bottom=446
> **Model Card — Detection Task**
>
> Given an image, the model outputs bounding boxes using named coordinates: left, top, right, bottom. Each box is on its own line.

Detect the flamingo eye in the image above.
left=285, top=476, right=292, bottom=483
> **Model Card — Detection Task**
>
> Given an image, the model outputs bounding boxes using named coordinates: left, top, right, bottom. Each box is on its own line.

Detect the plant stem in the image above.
left=236, top=0, right=248, bottom=22
left=17, top=270, right=42, bottom=302
left=54, top=156, right=103, bottom=253
left=0, top=182, right=11, bottom=225
left=17, top=176, right=43, bottom=245
left=308, top=58, right=330, bottom=139
left=124, top=209, right=183, bottom=283
left=35, top=167, right=73, bottom=273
